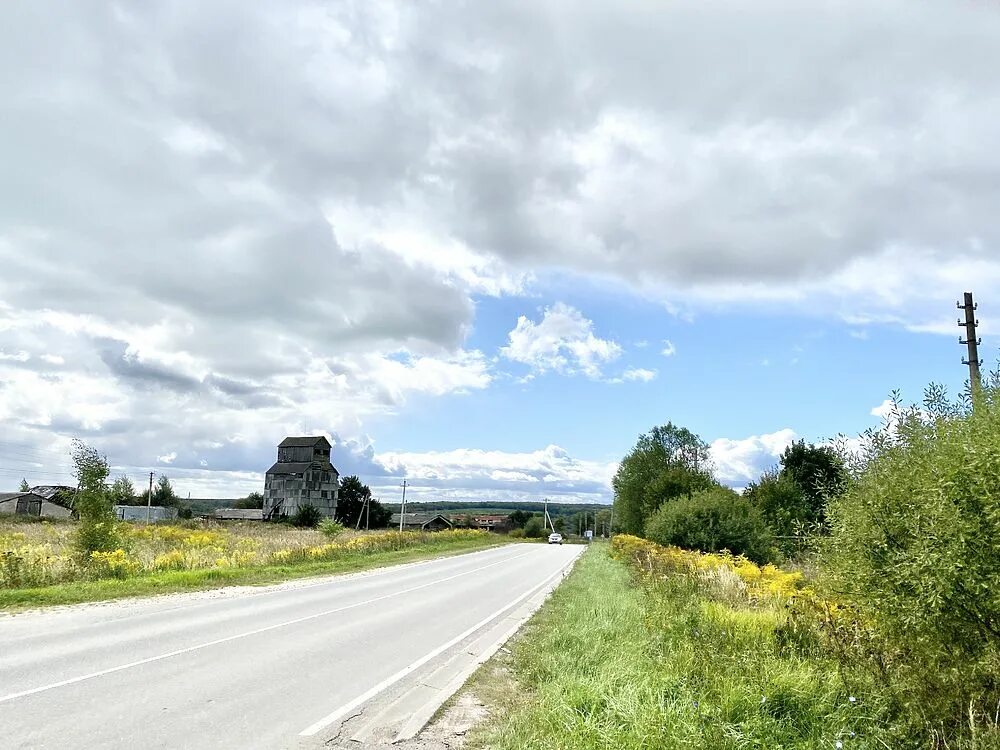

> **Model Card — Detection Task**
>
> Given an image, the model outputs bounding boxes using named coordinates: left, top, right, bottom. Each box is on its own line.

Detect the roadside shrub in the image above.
left=823, top=386, right=1000, bottom=740
left=291, top=504, right=322, bottom=528
left=318, top=519, right=345, bottom=538
left=645, top=487, right=774, bottom=563
left=523, top=517, right=547, bottom=538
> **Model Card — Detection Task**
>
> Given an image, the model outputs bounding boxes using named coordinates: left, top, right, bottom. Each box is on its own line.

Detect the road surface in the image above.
left=0, top=543, right=582, bottom=749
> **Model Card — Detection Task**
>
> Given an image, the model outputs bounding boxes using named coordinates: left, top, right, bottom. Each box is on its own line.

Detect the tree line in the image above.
left=613, top=422, right=845, bottom=563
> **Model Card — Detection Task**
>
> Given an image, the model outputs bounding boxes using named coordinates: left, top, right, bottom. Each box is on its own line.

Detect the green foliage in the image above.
left=744, top=470, right=815, bottom=556
left=508, top=509, right=532, bottom=528
left=70, top=440, right=125, bottom=558
left=523, top=517, right=547, bottom=538
left=780, top=440, right=845, bottom=524
left=645, top=486, right=773, bottom=563
left=613, top=423, right=714, bottom=536
left=234, top=491, right=264, bottom=509
left=335, top=475, right=393, bottom=528
left=152, top=475, right=178, bottom=507
left=318, top=518, right=345, bottom=538
left=823, top=385, right=1000, bottom=739
left=291, top=504, right=322, bottom=528
left=109, top=475, right=136, bottom=506
left=474, top=548, right=881, bottom=750
left=19, top=478, right=29, bottom=492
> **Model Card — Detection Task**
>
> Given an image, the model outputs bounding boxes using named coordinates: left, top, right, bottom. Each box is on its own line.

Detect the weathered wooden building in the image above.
left=263, top=436, right=339, bottom=520
left=0, top=492, right=73, bottom=519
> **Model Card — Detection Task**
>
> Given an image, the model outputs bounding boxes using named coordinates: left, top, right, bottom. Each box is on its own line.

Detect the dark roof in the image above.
left=29, top=486, right=77, bottom=506
left=0, top=492, right=28, bottom=503
left=278, top=436, right=331, bottom=448
left=265, top=462, right=317, bottom=476
left=390, top=513, right=454, bottom=528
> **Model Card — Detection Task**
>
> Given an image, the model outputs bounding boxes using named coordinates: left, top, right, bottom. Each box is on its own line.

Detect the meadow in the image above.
left=469, top=540, right=893, bottom=750
left=0, top=519, right=496, bottom=608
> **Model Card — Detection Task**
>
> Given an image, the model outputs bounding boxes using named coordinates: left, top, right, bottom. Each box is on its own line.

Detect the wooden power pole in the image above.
left=958, top=292, right=983, bottom=393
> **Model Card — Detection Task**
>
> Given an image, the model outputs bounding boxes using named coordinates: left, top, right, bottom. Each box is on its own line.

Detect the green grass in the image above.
left=0, top=535, right=504, bottom=610
left=468, top=544, right=892, bottom=750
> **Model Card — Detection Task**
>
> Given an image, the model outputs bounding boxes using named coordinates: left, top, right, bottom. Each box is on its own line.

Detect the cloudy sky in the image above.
left=2, top=0, right=999, bottom=505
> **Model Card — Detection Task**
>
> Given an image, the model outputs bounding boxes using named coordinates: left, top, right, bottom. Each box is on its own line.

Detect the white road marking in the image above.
left=0, top=548, right=537, bottom=705
left=298, top=548, right=581, bottom=738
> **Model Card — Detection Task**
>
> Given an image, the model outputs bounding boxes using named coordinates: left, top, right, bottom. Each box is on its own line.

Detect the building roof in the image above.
left=0, top=491, right=50, bottom=503
left=29, top=485, right=77, bottom=506
left=265, top=461, right=322, bottom=476
left=278, top=436, right=331, bottom=448
left=390, top=513, right=454, bottom=528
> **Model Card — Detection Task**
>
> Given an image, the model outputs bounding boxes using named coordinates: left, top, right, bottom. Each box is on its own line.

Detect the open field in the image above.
left=0, top=520, right=500, bottom=609
left=464, top=541, right=898, bottom=750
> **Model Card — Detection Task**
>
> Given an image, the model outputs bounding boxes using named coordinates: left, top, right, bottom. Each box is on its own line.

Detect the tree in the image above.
left=70, top=440, right=122, bottom=557
left=234, top=491, right=264, bottom=509
left=523, top=517, right=547, bottom=538
left=109, top=475, right=137, bottom=506
left=152, top=475, right=179, bottom=508
left=19, top=478, right=29, bottom=492
left=508, top=509, right=532, bottom=529
left=645, top=486, right=773, bottom=563
left=613, top=423, right=715, bottom=536
left=292, top=503, right=322, bottom=528
left=779, top=440, right=846, bottom=524
left=553, top=516, right=566, bottom=534
left=334, top=475, right=392, bottom=528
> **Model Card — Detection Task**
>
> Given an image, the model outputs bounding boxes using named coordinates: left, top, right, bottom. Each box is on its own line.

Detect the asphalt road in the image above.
left=0, top=543, right=582, bottom=749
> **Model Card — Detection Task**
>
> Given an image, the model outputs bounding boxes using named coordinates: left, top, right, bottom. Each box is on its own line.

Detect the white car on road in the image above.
left=547, top=532, right=563, bottom=545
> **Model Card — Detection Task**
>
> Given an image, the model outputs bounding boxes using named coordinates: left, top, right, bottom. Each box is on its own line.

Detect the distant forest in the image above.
left=382, top=500, right=611, bottom=518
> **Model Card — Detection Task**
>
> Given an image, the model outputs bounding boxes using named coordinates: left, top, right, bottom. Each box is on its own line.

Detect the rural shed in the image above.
left=0, top=492, right=73, bottom=519
left=390, top=513, right=454, bottom=531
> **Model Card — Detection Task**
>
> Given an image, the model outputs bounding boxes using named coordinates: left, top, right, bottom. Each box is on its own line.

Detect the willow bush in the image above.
left=824, top=384, right=1000, bottom=743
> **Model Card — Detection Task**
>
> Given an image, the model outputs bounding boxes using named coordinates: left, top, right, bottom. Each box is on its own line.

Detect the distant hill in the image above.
left=382, top=500, right=611, bottom=519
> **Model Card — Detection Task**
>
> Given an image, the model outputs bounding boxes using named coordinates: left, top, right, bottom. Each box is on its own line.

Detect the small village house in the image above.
left=263, top=436, right=339, bottom=520
left=391, top=512, right=454, bottom=531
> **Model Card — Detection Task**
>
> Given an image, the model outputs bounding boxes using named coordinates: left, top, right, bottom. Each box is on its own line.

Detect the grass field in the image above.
left=467, top=543, right=892, bottom=750
left=0, top=520, right=501, bottom=609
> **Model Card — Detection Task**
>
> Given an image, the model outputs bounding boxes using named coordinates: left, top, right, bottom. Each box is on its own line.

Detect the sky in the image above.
left=2, top=0, right=1000, bottom=506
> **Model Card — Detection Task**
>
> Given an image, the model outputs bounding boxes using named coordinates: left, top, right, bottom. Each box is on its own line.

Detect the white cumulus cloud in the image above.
left=501, top=303, right=622, bottom=379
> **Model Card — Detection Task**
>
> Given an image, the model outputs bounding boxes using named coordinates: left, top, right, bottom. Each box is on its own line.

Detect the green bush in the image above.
left=291, top=504, right=322, bottom=528
left=318, top=518, right=345, bottom=538
left=824, top=386, right=1000, bottom=740
left=645, top=486, right=773, bottom=563
left=523, top=517, right=547, bottom=538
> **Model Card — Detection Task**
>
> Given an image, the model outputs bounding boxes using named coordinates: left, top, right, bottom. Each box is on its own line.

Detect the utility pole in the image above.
left=146, top=471, right=154, bottom=524
left=958, top=292, right=984, bottom=394
left=609, top=504, right=614, bottom=540
left=366, top=497, right=371, bottom=530
left=398, top=479, right=408, bottom=532
left=543, top=498, right=553, bottom=532
left=355, top=495, right=366, bottom=530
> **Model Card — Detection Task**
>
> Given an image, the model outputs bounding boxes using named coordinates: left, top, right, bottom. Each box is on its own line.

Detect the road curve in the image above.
left=0, top=543, right=582, bottom=749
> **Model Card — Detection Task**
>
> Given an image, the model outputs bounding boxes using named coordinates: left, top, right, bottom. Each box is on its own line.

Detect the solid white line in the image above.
left=298, top=548, right=582, bottom=738
left=0, top=548, right=537, bottom=705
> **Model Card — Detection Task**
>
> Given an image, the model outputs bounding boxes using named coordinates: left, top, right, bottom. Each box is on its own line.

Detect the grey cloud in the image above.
left=98, top=340, right=202, bottom=392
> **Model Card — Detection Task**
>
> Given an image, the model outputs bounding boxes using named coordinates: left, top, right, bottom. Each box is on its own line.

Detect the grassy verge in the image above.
left=467, top=543, right=890, bottom=750
left=0, top=535, right=504, bottom=610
